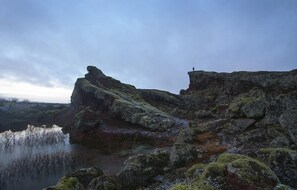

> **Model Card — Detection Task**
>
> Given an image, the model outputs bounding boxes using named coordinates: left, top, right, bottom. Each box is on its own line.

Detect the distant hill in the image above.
left=0, top=99, right=68, bottom=132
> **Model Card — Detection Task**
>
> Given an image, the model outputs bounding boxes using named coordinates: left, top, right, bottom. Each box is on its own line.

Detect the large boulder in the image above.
left=279, top=108, right=297, bottom=145
left=118, top=149, right=169, bottom=189
left=269, top=148, right=297, bottom=188
left=69, top=66, right=180, bottom=132
left=175, top=153, right=280, bottom=190
left=226, top=157, right=279, bottom=189
left=242, top=99, right=267, bottom=119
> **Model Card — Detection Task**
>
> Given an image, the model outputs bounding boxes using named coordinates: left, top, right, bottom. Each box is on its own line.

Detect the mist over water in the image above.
left=0, top=125, right=126, bottom=190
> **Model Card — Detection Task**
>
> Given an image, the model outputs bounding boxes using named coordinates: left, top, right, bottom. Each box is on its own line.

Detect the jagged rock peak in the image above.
left=86, top=66, right=107, bottom=78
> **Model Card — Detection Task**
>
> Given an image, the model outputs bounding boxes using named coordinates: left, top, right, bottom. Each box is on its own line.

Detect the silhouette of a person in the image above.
left=192, top=67, right=195, bottom=71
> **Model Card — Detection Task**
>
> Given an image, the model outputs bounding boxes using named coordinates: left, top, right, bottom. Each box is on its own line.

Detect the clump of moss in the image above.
left=259, top=148, right=278, bottom=154
left=169, top=184, right=189, bottom=190
left=193, top=162, right=227, bottom=190
left=54, top=177, right=85, bottom=190
left=259, top=148, right=295, bottom=157
left=216, top=153, right=249, bottom=163
left=231, top=96, right=253, bottom=111
left=186, top=163, right=205, bottom=178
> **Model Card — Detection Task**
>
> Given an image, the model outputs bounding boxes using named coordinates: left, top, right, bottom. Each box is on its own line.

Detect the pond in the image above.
left=0, top=125, right=140, bottom=190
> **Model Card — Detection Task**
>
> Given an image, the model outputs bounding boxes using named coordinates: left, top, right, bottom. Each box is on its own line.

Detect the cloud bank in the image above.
left=0, top=0, right=296, bottom=102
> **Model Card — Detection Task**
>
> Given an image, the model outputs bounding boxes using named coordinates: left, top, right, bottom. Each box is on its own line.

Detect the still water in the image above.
left=0, top=125, right=128, bottom=190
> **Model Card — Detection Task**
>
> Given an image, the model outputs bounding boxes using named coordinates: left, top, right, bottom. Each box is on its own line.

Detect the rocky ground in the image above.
left=45, top=66, right=297, bottom=190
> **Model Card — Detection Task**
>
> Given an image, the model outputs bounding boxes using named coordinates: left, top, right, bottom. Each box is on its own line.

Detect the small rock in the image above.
left=169, top=143, right=198, bottom=167
left=87, top=175, right=121, bottom=190
left=68, top=167, right=104, bottom=188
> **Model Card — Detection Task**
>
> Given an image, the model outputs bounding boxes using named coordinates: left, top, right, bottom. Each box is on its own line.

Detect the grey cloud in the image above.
left=0, top=0, right=296, bottom=96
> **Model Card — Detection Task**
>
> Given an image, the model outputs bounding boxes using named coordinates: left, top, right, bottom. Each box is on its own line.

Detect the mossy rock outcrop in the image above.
left=225, top=94, right=267, bottom=119
left=171, top=153, right=280, bottom=190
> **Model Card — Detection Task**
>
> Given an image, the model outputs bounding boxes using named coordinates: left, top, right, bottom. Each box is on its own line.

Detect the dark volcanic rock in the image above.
left=169, top=143, right=198, bottom=167
left=242, top=98, right=267, bottom=119
left=269, top=148, right=297, bottom=188
left=118, top=149, right=169, bottom=189
left=279, top=108, right=297, bottom=146
left=223, top=119, right=256, bottom=134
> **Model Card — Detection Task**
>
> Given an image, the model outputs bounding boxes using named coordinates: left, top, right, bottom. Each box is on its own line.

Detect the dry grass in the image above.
left=196, top=132, right=217, bottom=144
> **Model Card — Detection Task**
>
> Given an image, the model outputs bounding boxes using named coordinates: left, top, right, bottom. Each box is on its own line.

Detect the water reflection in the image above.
left=0, top=125, right=127, bottom=190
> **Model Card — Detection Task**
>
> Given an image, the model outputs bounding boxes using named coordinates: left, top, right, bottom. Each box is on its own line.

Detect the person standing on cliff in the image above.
left=192, top=67, right=195, bottom=71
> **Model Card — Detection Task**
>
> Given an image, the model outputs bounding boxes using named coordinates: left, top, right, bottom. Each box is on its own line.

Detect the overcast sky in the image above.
left=0, top=0, right=297, bottom=103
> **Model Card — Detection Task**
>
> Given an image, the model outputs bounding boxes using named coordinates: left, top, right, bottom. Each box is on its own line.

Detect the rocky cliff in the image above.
left=53, top=66, right=297, bottom=190
left=64, top=66, right=187, bottom=152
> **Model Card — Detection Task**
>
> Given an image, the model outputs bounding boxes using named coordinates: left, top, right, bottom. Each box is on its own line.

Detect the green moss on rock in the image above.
left=186, top=163, right=205, bottom=178
left=226, top=95, right=254, bottom=118
left=226, top=157, right=279, bottom=189
left=182, top=153, right=280, bottom=190
left=169, top=184, right=189, bottom=190
left=216, top=153, right=249, bottom=163
left=53, top=177, right=85, bottom=190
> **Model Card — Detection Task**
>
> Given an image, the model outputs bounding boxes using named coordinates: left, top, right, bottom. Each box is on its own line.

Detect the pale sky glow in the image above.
left=0, top=79, right=72, bottom=103
left=0, top=0, right=297, bottom=103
